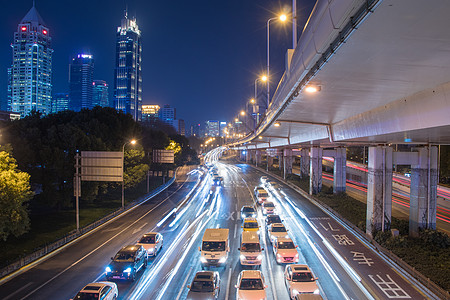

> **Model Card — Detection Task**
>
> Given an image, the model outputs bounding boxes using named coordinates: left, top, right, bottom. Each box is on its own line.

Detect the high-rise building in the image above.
left=190, top=123, right=201, bottom=136
left=9, top=4, right=53, bottom=117
left=92, top=80, right=109, bottom=107
left=206, top=120, right=220, bottom=137
left=175, top=119, right=185, bottom=136
left=69, top=54, right=94, bottom=111
left=142, top=104, right=160, bottom=122
left=219, top=121, right=227, bottom=137
left=114, top=11, right=142, bottom=121
left=158, top=104, right=176, bottom=127
left=51, top=93, right=69, bottom=113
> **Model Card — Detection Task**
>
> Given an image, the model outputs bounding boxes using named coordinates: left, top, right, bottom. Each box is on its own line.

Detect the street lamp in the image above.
left=122, top=139, right=137, bottom=209
left=253, top=75, right=268, bottom=125
left=267, top=14, right=287, bottom=109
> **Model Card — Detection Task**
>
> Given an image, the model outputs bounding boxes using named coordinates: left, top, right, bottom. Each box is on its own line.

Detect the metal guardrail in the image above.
left=250, top=163, right=449, bottom=300
left=0, top=174, right=177, bottom=279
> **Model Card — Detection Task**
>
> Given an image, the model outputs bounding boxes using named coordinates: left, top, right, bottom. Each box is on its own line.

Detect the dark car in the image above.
left=187, top=271, right=220, bottom=299
left=265, top=214, right=282, bottom=227
left=240, top=205, right=257, bottom=220
left=105, top=245, right=147, bottom=281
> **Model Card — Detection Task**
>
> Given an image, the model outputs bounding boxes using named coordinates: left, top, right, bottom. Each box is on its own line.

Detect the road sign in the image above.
left=80, top=151, right=123, bottom=181
left=153, top=149, right=174, bottom=163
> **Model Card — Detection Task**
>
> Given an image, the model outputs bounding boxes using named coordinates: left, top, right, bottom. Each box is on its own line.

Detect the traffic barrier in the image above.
left=0, top=170, right=178, bottom=280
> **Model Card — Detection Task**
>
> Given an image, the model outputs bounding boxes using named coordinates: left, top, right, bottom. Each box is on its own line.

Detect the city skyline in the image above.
left=0, top=0, right=316, bottom=124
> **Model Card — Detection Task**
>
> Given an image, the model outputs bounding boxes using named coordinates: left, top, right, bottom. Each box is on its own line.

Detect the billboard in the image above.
left=80, top=151, right=123, bottom=181
left=153, top=149, right=175, bottom=163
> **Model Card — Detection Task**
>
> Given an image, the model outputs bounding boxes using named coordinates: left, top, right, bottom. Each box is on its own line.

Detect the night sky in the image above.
left=0, top=0, right=316, bottom=127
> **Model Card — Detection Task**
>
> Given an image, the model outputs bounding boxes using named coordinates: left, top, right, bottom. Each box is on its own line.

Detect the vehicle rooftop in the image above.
left=241, top=270, right=263, bottom=278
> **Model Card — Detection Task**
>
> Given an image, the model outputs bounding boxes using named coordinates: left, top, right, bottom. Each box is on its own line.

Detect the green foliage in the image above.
left=0, top=151, right=33, bottom=241
left=124, top=149, right=149, bottom=188
left=166, top=140, right=182, bottom=155
left=419, top=229, right=450, bottom=249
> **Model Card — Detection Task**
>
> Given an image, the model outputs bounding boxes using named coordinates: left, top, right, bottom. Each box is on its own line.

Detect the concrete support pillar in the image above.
left=255, top=150, right=262, bottom=167
left=333, top=147, right=347, bottom=193
left=409, top=146, right=438, bottom=236
left=250, top=150, right=256, bottom=164
left=278, top=153, right=283, bottom=170
left=300, top=148, right=310, bottom=178
left=267, top=156, right=274, bottom=171
left=283, top=149, right=293, bottom=179
left=245, top=150, right=250, bottom=163
left=309, top=147, right=323, bottom=194
left=366, top=146, right=393, bottom=236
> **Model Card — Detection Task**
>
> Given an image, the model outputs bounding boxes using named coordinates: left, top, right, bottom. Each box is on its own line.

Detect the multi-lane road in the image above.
left=0, top=154, right=439, bottom=299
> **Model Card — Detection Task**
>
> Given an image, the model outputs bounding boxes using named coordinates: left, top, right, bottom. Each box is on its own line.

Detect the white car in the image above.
left=260, top=176, right=269, bottom=184
left=273, top=237, right=299, bottom=264
left=235, top=270, right=267, bottom=300
left=136, top=232, right=163, bottom=257
left=267, top=223, right=289, bottom=244
left=285, top=264, right=320, bottom=299
left=72, top=281, right=118, bottom=300
left=262, top=201, right=276, bottom=215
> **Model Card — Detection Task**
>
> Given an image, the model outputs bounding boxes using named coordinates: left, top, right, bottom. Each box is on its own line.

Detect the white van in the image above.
left=199, top=228, right=230, bottom=268
left=238, top=231, right=263, bottom=267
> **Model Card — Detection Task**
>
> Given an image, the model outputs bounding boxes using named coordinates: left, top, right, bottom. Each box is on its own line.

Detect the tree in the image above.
left=0, top=151, right=33, bottom=241
left=124, top=148, right=149, bottom=188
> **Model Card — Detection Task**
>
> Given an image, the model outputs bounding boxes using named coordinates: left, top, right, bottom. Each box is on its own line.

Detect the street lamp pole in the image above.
left=267, top=15, right=287, bottom=110
left=122, top=139, right=136, bottom=209
left=267, top=17, right=276, bottom=110
left=293, top=0, right=297, bottom=49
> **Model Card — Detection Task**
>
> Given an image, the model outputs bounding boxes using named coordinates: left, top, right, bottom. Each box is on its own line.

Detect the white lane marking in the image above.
left=175, top=267, right=193, bottom=300
left=0, top=171, right=185, bottom=287
left=132, top=222, right=148, bottom=235
left=369, top=274, right=411, bottom=298
left=320, top=222, right=339, bottom=232
left=20, top=182, right=192, bottom=299
left=153, top=212, right=216, bottom=300
left=225, top=267, right=232, bottom=300
left=233, top=223, right=238, bottom=239
left=3, top=282, right=33, bottom=300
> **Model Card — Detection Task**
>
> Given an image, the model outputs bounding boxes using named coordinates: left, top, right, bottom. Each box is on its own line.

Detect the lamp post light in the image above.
left=267, top=14, right=287, bottom=109
left=122, top=139, right=136, bottom=209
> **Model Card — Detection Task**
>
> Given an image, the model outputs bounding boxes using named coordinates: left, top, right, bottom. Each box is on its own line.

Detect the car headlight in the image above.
left=105, top=266, right=111, bottom=273
left=240, top=255, right=246, bottom=260
left=148, top=248, right=154, bottom=253
left=257, top=255, right=263, bottom=260
left=257, top=230, right=260, bottom=235
left=277, top=254, right=282, bottom=258
left=251, top=214, right=256, bottom=218
left=295, top=253, right=299, bottom=258
left=124, top=267, right=132, bottom=273
left=285, top=235, right=289, bottom=238
left=219, top=257, right=226, bottom=263
left=200, top=257, right=207, bottom=263
left=314, top=289, right=320, bottom=294
left=242, top=214, right=246, bottom=218
left=292, top=289, right=299, bottom=296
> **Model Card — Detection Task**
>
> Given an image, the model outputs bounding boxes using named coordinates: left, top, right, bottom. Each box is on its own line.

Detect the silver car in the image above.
left=187, top=271, right=220, bottom=299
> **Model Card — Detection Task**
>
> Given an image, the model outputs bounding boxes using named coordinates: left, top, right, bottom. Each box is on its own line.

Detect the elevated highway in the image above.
left=229, top=0, right=450, bottom=237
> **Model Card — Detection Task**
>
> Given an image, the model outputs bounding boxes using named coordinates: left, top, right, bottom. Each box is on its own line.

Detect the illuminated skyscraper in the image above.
left=69, top=54, right=94, bottom=111
left=92, top=80, right=109, bottom=107
left=158, top=104, right=176, bottom=127
left=9, top=3, right=52, bottom=117
left=114, top=10, right=142, bottom=121
left=142, top=104, right=160, bottom=122
left=51, top=92, right=69, bottom=113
